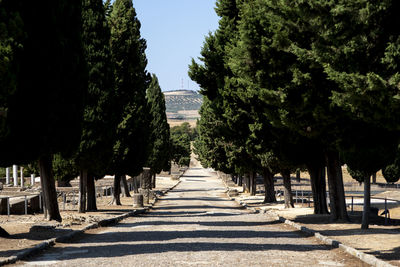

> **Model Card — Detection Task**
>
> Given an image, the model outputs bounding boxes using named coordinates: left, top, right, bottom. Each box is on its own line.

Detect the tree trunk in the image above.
left=281, top=169, right=294, bottom=208
left=112, top=174, right=121, bottom=205
left=132, top=175, right=139, bottom=194
left=249, top=171, right=256, bottom=196
left=361, top=175, right=371, bottom=229
left=326, top=151, right=349, bottom=221
left=152, top=173, right=156, bottom=188
left=86, top=173, right=97, bottom=211
left=78, top=169, right=87, bottom=213
left=243, top=173, right=250, bottom=193
left=238, top=175, right=243, bottom=186
left=262, top=168, right=276, bottom=203
left=372, top=173, right=376, bottom=184
left=39, top=155, right=62, bottom=222
left=307, top=163, right=329, bottom=214
left=121, top=175, right=131, bottom=197
left=296, top=170, right=301, bottom=183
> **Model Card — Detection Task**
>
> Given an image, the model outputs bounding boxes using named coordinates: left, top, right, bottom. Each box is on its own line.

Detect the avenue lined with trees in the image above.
left=0, top=0, right=400, bottom=265
left=0, top=0, right=192, bottom=232
left=0, top=0, right=399, bottom=248
left=190, top=0, right=400, bottom=229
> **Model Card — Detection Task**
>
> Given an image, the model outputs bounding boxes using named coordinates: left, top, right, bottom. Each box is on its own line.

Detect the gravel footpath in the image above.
left=14, top=167, right=367, bottom=267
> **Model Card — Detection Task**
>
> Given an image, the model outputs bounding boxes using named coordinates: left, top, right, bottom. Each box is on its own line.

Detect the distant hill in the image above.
left=163, top=90, right=202, bottom=122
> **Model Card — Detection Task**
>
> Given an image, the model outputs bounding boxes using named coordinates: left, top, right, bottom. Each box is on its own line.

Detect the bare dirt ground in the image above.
left=0, top=176, right=178, bottom=261
left=227, top=171, right=400, bottom=266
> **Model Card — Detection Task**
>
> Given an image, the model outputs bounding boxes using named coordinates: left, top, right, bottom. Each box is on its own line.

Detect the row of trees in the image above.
left=190, top=0, right=400, bottom=229
left=0, top=0, right=174, bottom=223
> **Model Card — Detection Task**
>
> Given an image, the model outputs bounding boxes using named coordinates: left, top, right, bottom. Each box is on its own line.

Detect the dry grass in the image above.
left=168, top=119, right=197, bottom=128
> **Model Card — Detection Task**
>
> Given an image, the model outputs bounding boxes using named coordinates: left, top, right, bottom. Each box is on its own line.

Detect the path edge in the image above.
left=0, top=179, right=181, bottom=266
left=221, top=180, right=395, bottom=267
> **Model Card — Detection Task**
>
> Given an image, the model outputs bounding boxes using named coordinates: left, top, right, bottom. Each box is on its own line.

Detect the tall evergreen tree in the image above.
left=170, top=126, right=191, bottom=167
left=0, top=3, right=24, bottom=139
left=109, top=0, right=151, bottom=205
left=0, top=0, right=87, bottom=221
left=190, top=0, right=258, bottom=186
left=0, top=0, right=25, bottom=236
left=303, top=0, right=400, bottom=228
left=75, top=0, right=115, bottom=212
left=146, top=74, right=170, bottom=188
left=227, top=0, right=347, bottom=218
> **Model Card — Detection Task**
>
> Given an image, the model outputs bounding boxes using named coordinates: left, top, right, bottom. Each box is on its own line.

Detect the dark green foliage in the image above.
left=76, top=0, right=115, bottom=176
left=347, top=167, right=365, bottom=184
left=190, top=0, right=256, bottom=176
left=383, top=164, right=400, bottom=184
left=193, top=98, right=231, bottom=171
left=146, top=74, right=171, bottom=173
left=0, top=2, right=25, bottom=139
left=0, top=0, right=87, bottom=222
left=53, top=154, right=79, bottom=183
left=0, top=0, right=87, bottom=165
left=172, top=122, right=197, bottom=141
left=383, top=147, right=400, bottom=183
left=170, top=125, right=191, bottom=167
left=109, top=0, right=151, bottom=177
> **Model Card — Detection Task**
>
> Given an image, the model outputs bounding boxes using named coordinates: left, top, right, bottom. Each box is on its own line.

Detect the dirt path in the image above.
left=14, top=167, right=366, bottom=267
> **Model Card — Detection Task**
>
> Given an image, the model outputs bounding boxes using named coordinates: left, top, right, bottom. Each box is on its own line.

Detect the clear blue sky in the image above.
left=134, top=0, right=219, bottom=91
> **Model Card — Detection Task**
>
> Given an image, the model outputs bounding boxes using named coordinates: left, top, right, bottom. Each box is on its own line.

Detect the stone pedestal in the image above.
left=132, top=193, right=143, bottom=208
left=139, top=188, right=151, bottom=204
left=171, top=172, right=180, bottom=180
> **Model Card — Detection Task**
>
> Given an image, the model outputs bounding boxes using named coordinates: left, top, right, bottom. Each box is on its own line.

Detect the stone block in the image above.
left=132, top=193, right=143, bottom=208
left=0, top=198, right=8, bottom=215
left=10, top=197, right=26, bottom=214
left=102, top=187, right=112, bottom=196
left=28, top=195, right=40, bottom=213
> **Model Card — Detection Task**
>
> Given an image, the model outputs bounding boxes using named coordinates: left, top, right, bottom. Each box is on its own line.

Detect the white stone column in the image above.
left=13, top=165, right=18, bottom=186
left=5, top=168, right=10, bottom=184
left=20, top=167, right=24, bottom=188
left=31, top=174, right=35, bottom=186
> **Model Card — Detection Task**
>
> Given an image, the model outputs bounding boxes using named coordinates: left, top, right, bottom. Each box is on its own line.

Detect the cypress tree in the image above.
left=0, top=0, right=25, bottom=236
left=146, top=74, right=170, bottom=188
left=189, top=0, right=257, bottom=181
left=0, top=0, right=87, bottom=221
left=75, top=0, right=115, bottom=212
left=307, top=0, right=400, bottom=228
left=109, top=0, right=151, bottom=205
left=170, top=126, right=191, bottom=167
left=227, top=0, right=342, bottom=217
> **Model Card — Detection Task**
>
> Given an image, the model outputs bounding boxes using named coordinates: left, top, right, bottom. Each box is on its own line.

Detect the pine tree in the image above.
left=146, top=74, right=170, bottom=187
left=109, top=0, right=151, bottom=205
